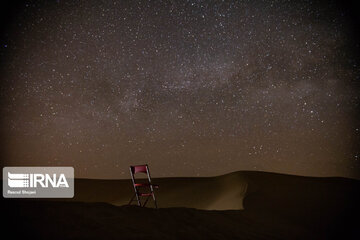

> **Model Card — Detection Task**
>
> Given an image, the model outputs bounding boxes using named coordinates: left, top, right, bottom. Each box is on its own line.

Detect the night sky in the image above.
left=0, top=0, right=359, bottom=179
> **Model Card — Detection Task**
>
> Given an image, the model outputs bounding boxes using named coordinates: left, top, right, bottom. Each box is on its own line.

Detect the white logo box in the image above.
left=3, top=167, right=74, bottom=198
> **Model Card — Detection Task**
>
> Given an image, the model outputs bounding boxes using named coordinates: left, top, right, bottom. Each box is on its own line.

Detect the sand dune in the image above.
left=72, top=171, right=359, bottom=212
left=73, top=171, right=249, bottom=210
left=2, top=171, right=359, bottom=239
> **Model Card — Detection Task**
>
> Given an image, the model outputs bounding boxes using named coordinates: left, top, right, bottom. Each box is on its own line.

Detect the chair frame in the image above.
left=128, top=164, right=158, bottom=208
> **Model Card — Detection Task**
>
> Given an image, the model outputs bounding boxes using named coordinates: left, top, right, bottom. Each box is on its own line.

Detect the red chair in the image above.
left=128, top=164, right=158, bottom=208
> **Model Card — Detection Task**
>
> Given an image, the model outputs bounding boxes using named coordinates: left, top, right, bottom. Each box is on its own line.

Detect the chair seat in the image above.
left=139, top=193, right=153, bottom=197
left=134, top=183, right=159, bottom=188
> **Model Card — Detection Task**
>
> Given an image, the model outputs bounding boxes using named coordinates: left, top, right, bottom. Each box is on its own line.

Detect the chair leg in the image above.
left=153, top=194, right=158, bottom=209
left=143, top=195, right=151, bottom=207
left=149, top=190, right=157, bottom=209
left=129, top=192, right=142, bottom=207
left=135, top=192, right=141, bottom=207
left=142, top=194, right=157, bottom=208
left=128, top=193, right=136, bottom=205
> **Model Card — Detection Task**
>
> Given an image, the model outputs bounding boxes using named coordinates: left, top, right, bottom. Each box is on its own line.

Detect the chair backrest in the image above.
left=130, top=165, right=148, bottom=174
left=130, top=164, right=154, bottom=188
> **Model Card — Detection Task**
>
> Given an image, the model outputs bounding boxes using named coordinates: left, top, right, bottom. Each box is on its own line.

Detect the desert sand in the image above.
left=2, top=171, right=359, bottom=239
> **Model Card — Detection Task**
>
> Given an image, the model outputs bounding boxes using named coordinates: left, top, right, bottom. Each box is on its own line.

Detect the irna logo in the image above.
left=8, top=172, right=69, bottom=188
left=3, top=167, right=74, bottom=198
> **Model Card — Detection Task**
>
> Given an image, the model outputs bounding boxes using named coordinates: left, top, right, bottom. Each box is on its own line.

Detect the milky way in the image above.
left=0, top=0, right=359, bottom=179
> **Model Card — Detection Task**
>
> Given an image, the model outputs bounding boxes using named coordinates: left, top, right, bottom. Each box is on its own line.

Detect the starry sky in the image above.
left=0, top=0, right=359, bottom=179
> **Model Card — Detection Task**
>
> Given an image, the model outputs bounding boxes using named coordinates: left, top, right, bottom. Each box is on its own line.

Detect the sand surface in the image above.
left=2, top=171, right=359, bottom=239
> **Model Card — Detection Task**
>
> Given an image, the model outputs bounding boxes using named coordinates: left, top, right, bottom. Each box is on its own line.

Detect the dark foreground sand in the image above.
left=2, top=171, right=360, bottom=239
